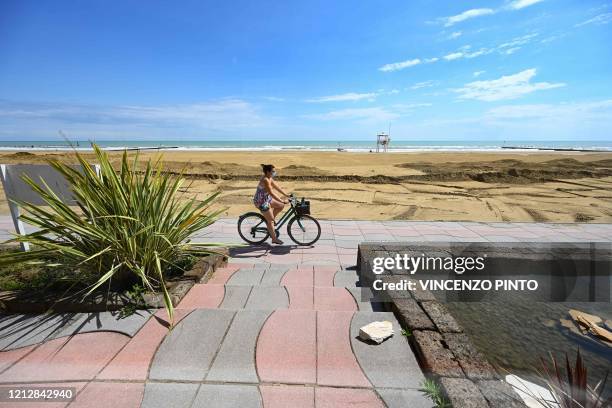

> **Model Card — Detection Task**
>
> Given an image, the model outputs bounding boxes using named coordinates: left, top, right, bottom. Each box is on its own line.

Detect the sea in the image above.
left=0, top=140, right=610, bottom=152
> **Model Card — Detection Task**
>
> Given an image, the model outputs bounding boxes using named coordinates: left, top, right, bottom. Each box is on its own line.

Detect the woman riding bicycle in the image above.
left=253, top=164, right=290, bottom=244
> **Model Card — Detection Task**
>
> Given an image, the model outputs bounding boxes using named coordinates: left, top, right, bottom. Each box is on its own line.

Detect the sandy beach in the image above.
left=0, top=150, right=611, bottom=222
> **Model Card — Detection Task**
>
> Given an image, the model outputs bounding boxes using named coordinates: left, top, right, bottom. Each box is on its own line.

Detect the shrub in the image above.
left=0, top=145, right=224, bottom=326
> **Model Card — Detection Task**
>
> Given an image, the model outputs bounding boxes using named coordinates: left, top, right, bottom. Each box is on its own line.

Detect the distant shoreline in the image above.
left=0, top=140, right=610, bottom=153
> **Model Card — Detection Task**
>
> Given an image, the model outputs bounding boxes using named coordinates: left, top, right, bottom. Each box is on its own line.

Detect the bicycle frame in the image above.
left=250, top=198, right=305, bottom=235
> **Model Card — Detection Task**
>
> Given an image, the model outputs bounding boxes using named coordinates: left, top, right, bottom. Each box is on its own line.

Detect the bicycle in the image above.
left=237, top=195, right=321, bottom=246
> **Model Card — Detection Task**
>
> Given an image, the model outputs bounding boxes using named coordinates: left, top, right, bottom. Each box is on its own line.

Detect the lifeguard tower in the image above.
left=376, top=132, right=390, bottom=152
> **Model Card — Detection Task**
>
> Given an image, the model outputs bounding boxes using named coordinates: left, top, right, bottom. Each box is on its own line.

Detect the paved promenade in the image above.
left=0, top=217, right=610, bottom=407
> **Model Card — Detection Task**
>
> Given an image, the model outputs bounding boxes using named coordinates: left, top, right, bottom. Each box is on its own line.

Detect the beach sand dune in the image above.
left=0, top=151, right=610, bottom=222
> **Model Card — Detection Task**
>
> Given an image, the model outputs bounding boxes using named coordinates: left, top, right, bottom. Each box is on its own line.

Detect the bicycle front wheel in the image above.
left=238, top=212, right=269, bottom=244
left=287, top=215, right=321, bottom=246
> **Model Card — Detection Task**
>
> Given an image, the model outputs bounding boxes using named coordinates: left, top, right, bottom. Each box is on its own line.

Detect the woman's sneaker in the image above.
left=272, top=239, right=284, bottom=245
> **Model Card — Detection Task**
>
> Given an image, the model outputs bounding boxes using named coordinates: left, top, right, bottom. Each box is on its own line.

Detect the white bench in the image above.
left=0, top=164, right=100, bottom=251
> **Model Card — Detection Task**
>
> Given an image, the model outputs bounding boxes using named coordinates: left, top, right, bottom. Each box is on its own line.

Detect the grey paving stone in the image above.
left=57, top=309, right=153, bottom=338
left=226, top=268, right=265, bottom=285
left=219, top=286, right=252, bottom=310
left=259, top=267, right=289, bottom=285
left=0, top=313, right=75, bottom=351
left=377, top=388, right=431, bottom=408
left=141, top=382, right=198, bottom=408
left=346, top=287, right=375, bottom=311
left=333, top=269, right=360, bottom=287
left=350, top=311, right=425, bottom=389
left=148, top=309, right=235, bottom=381
left=0, top=310, right=152, bottom=351
left=191, top=384, right=262, bottom=408
left=206, top=310, right=270, bottom=383
left=244, top=286, right=288, bottom=310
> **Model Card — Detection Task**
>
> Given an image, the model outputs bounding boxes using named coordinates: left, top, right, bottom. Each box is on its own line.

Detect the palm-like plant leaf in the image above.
left=0, top=144, right=224, bottom=327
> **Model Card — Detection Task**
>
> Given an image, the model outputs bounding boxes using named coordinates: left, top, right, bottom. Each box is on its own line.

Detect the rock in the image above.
left=359, top=321, right=394, bottom=344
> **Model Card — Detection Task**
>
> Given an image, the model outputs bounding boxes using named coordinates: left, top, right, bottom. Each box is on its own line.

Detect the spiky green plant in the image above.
left=0, top=145, right=224, bottom=326
left=421, top=378, right=451, bottom=408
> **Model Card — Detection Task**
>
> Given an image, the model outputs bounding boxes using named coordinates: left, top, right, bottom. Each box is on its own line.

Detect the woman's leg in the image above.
left=270, top=199, right=285, bottom=220
left=261, top=208, right=278, bottom=242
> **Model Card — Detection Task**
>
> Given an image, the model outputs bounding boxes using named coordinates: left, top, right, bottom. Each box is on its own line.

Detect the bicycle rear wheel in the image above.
left=238, top=212, right=269, bottom=244
left=287, top=215, right=321, bottom=246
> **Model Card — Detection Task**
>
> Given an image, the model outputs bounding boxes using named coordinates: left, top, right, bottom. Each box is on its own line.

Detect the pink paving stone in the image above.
left=0, top=343, right=35, bottom=373
left=260, top=385, right=314, bottom=408
left=287, top=286, right=314, bottom=310
left=281, top=267, right=313, bottom=287
left=317, top=311, right=370, bottom=387
left=175, top=284, right=224, bottom=309
left=313, top=266, right=338, bottom=287
left=0, top=332, right=129, bottom=382
left=70, top=381, right=144, bottom=408
left=97, top=309, right=192, bottom=381
left=0, top=382, right=87, bottom=408
left=207, top=265, right=241, bottom=284
left=315, top=387, right=384, bottom=408
left=256, top=310, right=316, bottom=384
left=262, top=252, right=303, bottom=264
left=314, top=288, right=357, bottom=311
left=301, top=244, right=338, bottom=255
left=338, top=254, right=357, bottom=267
left=301, top=253, right=340, bottom=264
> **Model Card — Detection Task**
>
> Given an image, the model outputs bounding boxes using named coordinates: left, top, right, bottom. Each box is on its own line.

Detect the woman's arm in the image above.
left=264, top=178, right=285, bottom=202
left=271, top=179, right=289, bottom=197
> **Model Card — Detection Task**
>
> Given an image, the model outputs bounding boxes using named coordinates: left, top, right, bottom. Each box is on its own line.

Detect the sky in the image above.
left=0, top=0, right=611, bottom=142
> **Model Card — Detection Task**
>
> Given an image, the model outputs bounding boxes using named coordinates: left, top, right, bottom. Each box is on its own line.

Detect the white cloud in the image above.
left=508, top=0, right=545, bottom=10
left=305, top=92, right=378, bottom=103
left=485, top=100, right=612, bottom=121
left=410, top=80, right=437, bottom=90
left=442, top=48, right=492, bottom=61
left=378, top=58, right=421, bottom=72
left=305, top=107, right=399, bottom=122
left=454, top=68, right=565, bottom=101
left=441, top=8, right=495, bottom=27
left=448, top=31, right=462, bottom=39
left=388, top=89, right=400, bottom=94
left=473, top=71, right=486, bottom=77
left=504, top=47, right=521, bottom=55
left=425, top=57, right=439, bottom=63
left=444, top=52, right=464, bottom=61
left=0, top=99, right=272, bottom=138
left=498, top=33, right=538, bottom=49
left=575, top=12, right=612, bottom=27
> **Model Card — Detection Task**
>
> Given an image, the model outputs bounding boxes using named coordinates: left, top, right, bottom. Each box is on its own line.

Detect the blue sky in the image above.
left=0, top=0, right=611, bottom=141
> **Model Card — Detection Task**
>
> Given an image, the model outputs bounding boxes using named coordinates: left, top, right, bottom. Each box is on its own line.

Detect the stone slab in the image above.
left=148, top=309, right=234, bottom=381
left=315, top=387, right=384, bottom=408
left=176, top=284, right=224, bottom=309
left=333, top=269, right=360, bottom=288
left=350, top=311, right=424, bottom=389
left=259, top=267, right=289, bottom=285
left=70, top=381, right=144, bottom=408
left=317, top=311, right=370, bottom=387
left=141, top=382, right=199, bottom=408
left=97, top=309, right=192, bottom=381
left=440, top=377, right=490, bottom=408
left=0, top=332, right=128, bottom=382
left=0, top=310, right=152, bottom=351
left=377, top=388, right=432, bottom=408
left=192, top=384, right=262, bottom=408
left=206, top=310, right=270, bottom=383
left=256, top=309, right=316, bottom=384
left=314, top=287, right=357, bottom=311
left=411, top=330, right=464, bottom=378
left=226, top=268, right=265, bottom=285
left=219, top=285, right=252, bottom=309
left=260, top=385, right=314, bottom=408
left=244, top=286, right=289, bottom=310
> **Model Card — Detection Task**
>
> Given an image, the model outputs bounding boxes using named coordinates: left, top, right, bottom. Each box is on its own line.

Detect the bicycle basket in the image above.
left=296, top=200, right=310, bottom=215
